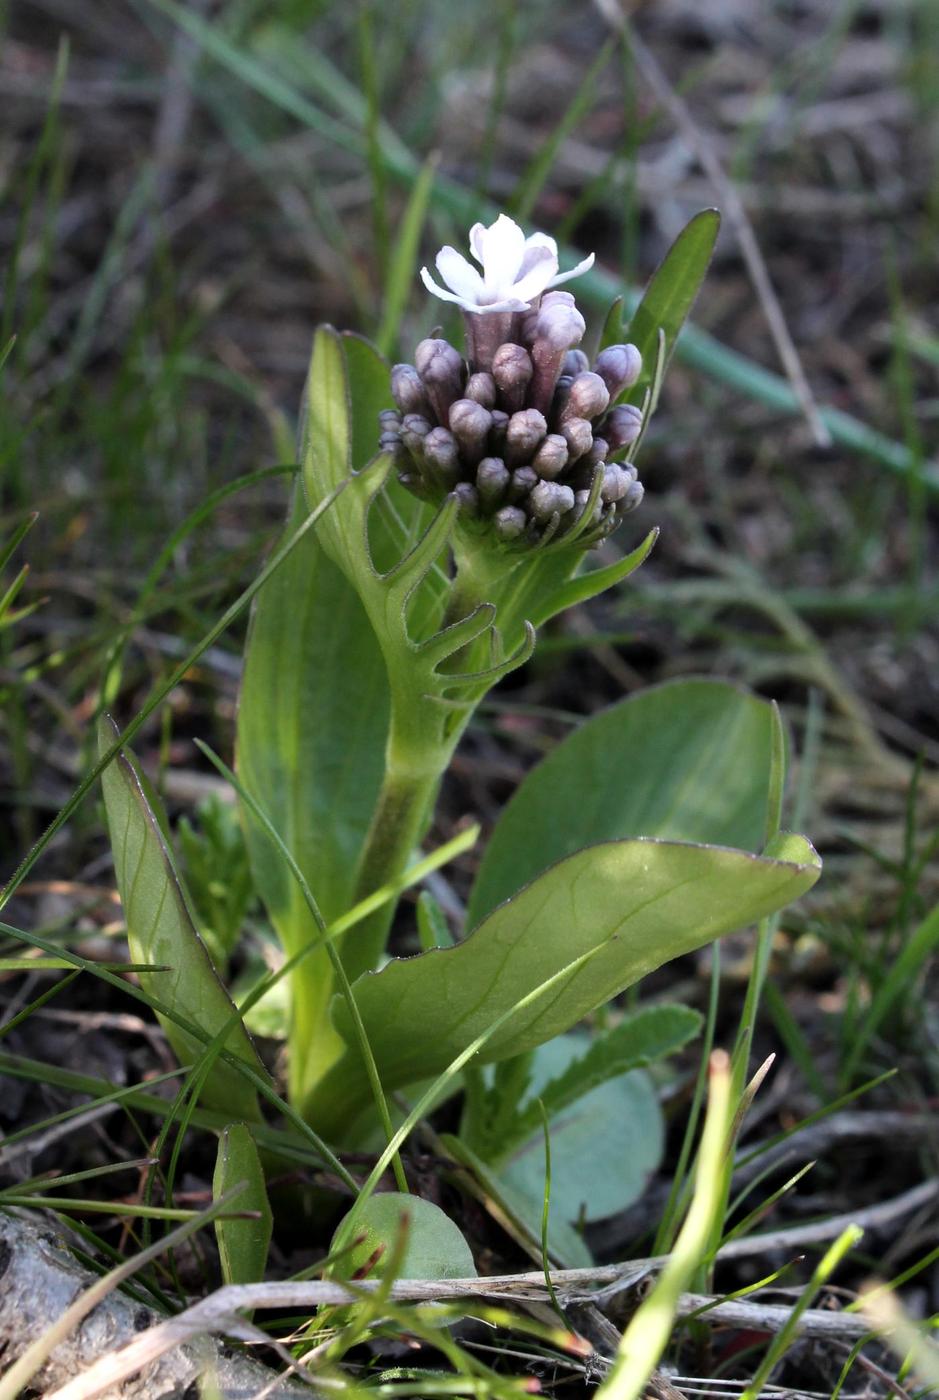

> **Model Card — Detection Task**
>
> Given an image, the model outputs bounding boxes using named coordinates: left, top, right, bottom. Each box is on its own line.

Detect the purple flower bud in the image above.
left=415, top=338, right=465, bottom=422
left=573, top=487, right=602, bottom=526
left=508, top=466, right=538, bottom=502
left=551, top=375, right=572, bottom=422
left=532, top=434, right=569, bottom=480
left=541, top=290, right=576, bottom=310
left=379, top=408, right=402, bottom=432
left=489, top=409, right=509, bottom=453
left=400, top=413, right=432, bottom=458
left=391, top=363, right=431, bottom=417
left=465, top=371, right=497, bottom=409
left=453, top=482, right=480, bottom=517
left=600, top=463, right=632, bottom=504
left=379, top=429, right=403, bottom=458
left=561, top=371, right=610, bottom=424
left=594, top=343, right=642, bottom=400
left=493, top=505, right=528, bottom=540
left=585, top=436, right=609, bottom=467
left=621, top=479, right=644, bottom=513
left=448, top=398, right=493, bottom=465
left=531, top=300, right=587, bottom=355
left=423, top=426, right=461, bottom=487
left=476, top=457, right=510, bottom=510
left=529, top=479, right=575, bottom=523
left=561, top=416, right=593, bottom=461
left=563, top=349, right=590, bottom=377
left=492, top=342, right=534, bottom=414
left=505, top=408, right=547, bottom=466
left=527, top=301, right=586, bottom=417
left=604, top=403, right=644, bottom=451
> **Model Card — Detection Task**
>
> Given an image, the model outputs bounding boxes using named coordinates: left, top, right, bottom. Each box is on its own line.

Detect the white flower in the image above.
left=420, top=213, right=595, bottom=316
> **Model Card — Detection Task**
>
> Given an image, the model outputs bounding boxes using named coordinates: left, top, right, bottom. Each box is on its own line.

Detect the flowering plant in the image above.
left=98, top=209, right=820, bottom=1277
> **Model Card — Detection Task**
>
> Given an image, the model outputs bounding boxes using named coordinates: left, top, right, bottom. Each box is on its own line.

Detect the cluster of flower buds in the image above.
left=378, top=216, right=646, bottom=548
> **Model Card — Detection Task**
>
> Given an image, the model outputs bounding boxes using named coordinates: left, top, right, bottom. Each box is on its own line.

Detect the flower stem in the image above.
left=340, top=761, right=443, bottom=985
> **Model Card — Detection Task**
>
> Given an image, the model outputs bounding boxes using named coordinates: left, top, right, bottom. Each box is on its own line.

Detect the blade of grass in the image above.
left=841, top=900, right=939, bottom=1085
left=375, top=154, right=438, bottom=357
left=195, top=738, right=415, bottom=1194
left=511, top=37, right=616, bottom=222
left=1, top=40, right=69, bottom=350
left=739, top=1225, right=864, bottom=1400
left=0, top=483, right=345, bottom=915
left=357, top=2, right=389, bottom=274
left=595, top=1052, right=733, bottom=1400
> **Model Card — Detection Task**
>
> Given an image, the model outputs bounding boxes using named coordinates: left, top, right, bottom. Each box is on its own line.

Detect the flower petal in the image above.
left=472, top=296, right=531, bottom=314
left=436, top=246, right=485, bottom=301
left=520, top=231, right=558, bottom=266
left=511, top=246, right=560, bottom=303
left=468, top=222, right=487, bottom=265
left=420, top=266, right=476, bottom=310
left=479, top=214, right=527, bottom=288
left=547, top=250, right=596, bottom=288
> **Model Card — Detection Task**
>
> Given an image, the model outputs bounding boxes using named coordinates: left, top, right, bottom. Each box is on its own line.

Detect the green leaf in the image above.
left=442, top=1132, right=593, bottom=1269
left=499, top=1043, right=664, bottom=1231
left=97, top=717, right=262, bottom=1118
left=461, top=1011, right=699, bottom=1252
left=236, top=486, right=390, bottom=1101
left=237, top=487, right=389, bottom=928
left=330, top=1192, right=476, bottom=1282
left=416, top=890, right=454, bottom=951
left=213, top=1122, right=272, bottom=1287
left=502, top=1004, right=700, bottom=1155
left=469, top=677, right=780, bottom=925
left=461, top=1004, right=698, bottom=1163
left=602, top=208, right=721, bottom=403
left=312, top=833, right=820, bottom=1135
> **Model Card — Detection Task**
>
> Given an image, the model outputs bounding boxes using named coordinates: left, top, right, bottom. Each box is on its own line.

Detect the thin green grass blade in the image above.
left=376, top=154, right=438, bottom=356
left=0, top=483, right=345, bottom=916
left=842, top=900, right=939, bottom=1084
left=197, top=739, right=409, bottom=1191
left=511, top=38, right=616, bottom=222
left=740, top=1226, right=863, bottom=1400
left=595, top=1052, right=734, bottom=1400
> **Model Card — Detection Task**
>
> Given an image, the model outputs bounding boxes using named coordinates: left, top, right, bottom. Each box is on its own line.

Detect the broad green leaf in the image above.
left=97, top=717, right=262, bottom=1118
left=236, top=486, right=390, bottom=1100
left=469, top=678, right=777, bottom=925
left=442, top=1132, right=593, bottom=1269
left=213, top=1123, right=272, bottom=1287
left=330, top=1192, right=476, bottom=1282
left=601, top=208, right=721, bottom=403
left=311, top=834, right=820, bottom=1134
left=499, top=1041, right=664, bottom=1231
left=462, top=1013, right=700, bottom=1259
left=237, top=487, right=389, bottom=927
left=477, top=1004, right=701, bottom=1159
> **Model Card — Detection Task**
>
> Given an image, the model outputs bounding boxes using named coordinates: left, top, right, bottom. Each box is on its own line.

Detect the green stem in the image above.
left=341, top=540, right=516, bottom=984
left=341, top=761, right=443, bottom=985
